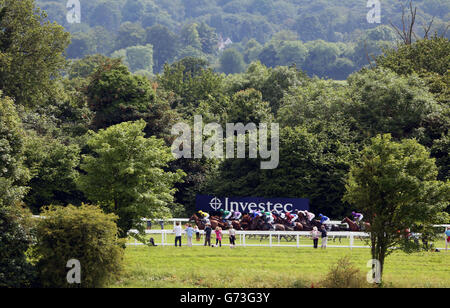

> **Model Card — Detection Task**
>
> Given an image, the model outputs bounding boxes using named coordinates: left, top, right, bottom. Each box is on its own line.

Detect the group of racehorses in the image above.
left=190, top=213, right=370, bottom=232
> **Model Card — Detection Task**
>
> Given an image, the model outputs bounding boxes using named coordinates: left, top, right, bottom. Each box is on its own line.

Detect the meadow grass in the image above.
left=111, top=240, right=450, bottom=288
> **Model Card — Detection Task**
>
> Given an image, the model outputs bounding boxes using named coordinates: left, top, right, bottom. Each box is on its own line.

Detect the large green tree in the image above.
left=344, top=134, right=449, bottom=282
left=23, top=133, right=81, bottom=213
left=77, top=120, right=185, bottom=237
left=0, top=0, right=70, bottom=107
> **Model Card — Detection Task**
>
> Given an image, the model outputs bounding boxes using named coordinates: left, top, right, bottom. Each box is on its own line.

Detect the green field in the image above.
left=113, top=234, right=450, bottom=288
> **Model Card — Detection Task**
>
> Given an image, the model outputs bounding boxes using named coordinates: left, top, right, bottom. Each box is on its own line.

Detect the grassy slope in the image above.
left=111, top=244, right=450, bottom=288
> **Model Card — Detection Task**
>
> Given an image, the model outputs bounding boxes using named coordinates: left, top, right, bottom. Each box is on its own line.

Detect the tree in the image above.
left=219, top=48, right=245, bottom=74
left=227, top=89, right=272, bottom=124
left=85, top=59, right=156, bottom=130
left=89, top=1, right=121, bottom=31
left=258, top=43, right=279, bottom=68
left=303, top=40, right=339, bottom=77
left=77, top=120, right=185, bottom=237
left=66, top=32, right=94, bottom=59
left=112, top=44, right=154, bottom=74
left=158, top=58, right=227, bottom=118
left=0, top=93, right=29, bottom=207
left=197, top=22, right=218, bottom=54
left=22, top=133, right=81, bottom=213
left=277, top=41, right=308, bottom=68
left=122, top=0, right=144, bottom=23
left=34, top=204, right=124, bottom=288
left=145, top=25, right=178, bottom=72
left=0, top=0, right=70, bottom=107
left=0, top=203, right=35, bottom=288
left=343, top=134, right=449, bottom=282
left=377, top=36, right=450, bottom=76
left=346, top=68, right=440, bottom=139
left=115, top=22, right=146, bottom=50
left=180, top=23, right=202, bottom=50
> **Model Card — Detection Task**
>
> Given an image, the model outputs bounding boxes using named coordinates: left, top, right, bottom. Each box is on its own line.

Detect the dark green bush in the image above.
left=0, top=204, right=36, bottom=288
left=34, top=204, right=125, bottom=288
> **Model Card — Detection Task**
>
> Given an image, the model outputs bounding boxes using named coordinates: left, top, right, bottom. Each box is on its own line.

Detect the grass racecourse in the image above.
left=111, top=230, right=450, bottom=288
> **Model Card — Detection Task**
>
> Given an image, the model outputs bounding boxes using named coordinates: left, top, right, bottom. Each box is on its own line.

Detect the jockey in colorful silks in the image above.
left=290, top=211, right=299, bottom=225
left=198, top=210, right=210, bottom=224
left=263, top=211, right=273, bottom=223
left=232, top=210, right=242, bottom=220
left=304, top=210, right=315, bottom=222
left=285, top=211, right=294, bottom=222
left=352, top=211, right=364, bottom=223
left=224, top=210, right=232, bottom=221
left=319, top=214, right=330, bottom=225
left=250, top=210, right=259, bottom=220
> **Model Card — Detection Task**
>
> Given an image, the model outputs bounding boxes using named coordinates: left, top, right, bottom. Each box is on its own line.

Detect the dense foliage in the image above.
left=34, top=204, right=125, bottom=288
left=0, top=204, right=36, bottom=288
left=36, top=0, right=450, bottom=79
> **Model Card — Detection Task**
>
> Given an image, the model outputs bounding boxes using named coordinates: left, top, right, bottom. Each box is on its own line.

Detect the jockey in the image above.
left=224, top=210, right=232, bottom=221
left=319, top=214, right=330, bottom=225
left=285, top=211, right=294, bottom=222
left=271, top=209, right=279, bottom=218
left=267, top=212, right=275, bottom=224
left=263, top=211, right=272, bottom=223
left=232, top=210, right=242, bottom=220
left=250, top=210, right=259, bottom=220
left=290, top=211, right=299, bottom=224
left=198, top=210, right=210, bottom=224
left=305, top=210, right=315, bottom=222
left=352, top=211, right=364, bottom=223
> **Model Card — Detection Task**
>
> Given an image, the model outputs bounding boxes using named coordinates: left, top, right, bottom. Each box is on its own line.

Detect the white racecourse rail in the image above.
left=128, top=229, right=372, bottom=249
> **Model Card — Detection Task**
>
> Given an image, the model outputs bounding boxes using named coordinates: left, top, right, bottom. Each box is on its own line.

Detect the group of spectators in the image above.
left=173, top=222, right=237, bottom=248
left=171, top=221, right=330, bottom=249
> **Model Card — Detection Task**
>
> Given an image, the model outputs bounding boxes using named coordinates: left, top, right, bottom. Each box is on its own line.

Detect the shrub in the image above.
left=319, top=256, right=370, bottom=288
left=34, top=204, right=125, bottom=288
left=0, top=204, right=36, bottom=288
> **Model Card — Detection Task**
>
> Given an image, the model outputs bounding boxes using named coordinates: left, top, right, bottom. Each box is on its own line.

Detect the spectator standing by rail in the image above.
left=194, top=225, right=200, bottom=241
left=204, top=223, right=212, bottom=246
left=320, top=225, right=328, bottom=249
left=215, top=227, right=223, bottom=247
left=310, top=226, right=320, bottom=249
left=174, top=222, right=182, bottom=247
left=185, top=224, right=194, bottom=247
left=229, top=225, right=236, bottom=248
left=445, top=227, right=450, bottom=252
left=159, top=219, right=164, bottom=230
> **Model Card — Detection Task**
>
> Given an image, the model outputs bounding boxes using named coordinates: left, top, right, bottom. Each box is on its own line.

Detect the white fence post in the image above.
left=350, top=234, right=354, bottom=250
left=296, top=234, right=299, bottom=248
left=269, top=233, right=272, bottom=247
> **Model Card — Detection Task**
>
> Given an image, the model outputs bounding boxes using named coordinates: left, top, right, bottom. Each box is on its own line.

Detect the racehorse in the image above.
left=341, top=217, right=370, bottom=232
left=189, top=214, right=205, bottom=230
